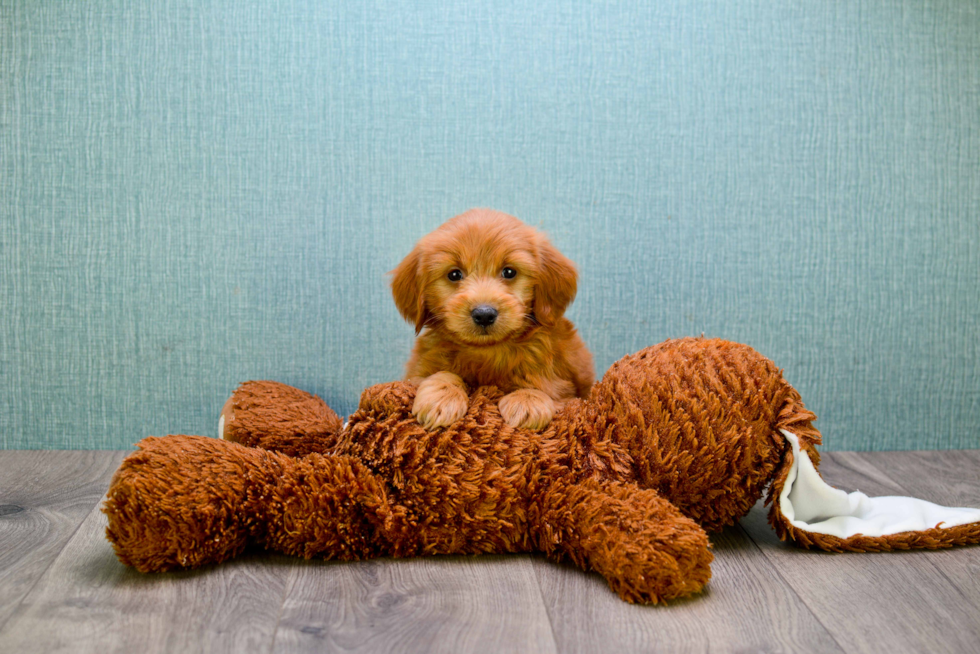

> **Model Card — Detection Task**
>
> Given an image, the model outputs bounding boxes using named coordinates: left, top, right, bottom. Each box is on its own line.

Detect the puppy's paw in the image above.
left=499, top=389, right=555, bottom=430
left=412, top=372, right=469, bottom=429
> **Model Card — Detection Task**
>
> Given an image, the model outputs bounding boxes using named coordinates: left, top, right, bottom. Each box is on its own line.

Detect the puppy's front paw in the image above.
left=499, top=389, right=555, bottom=430
left=412, top=372, right=469, bottom=429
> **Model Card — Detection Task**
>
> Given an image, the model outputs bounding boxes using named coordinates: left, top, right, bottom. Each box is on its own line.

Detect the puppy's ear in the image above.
left=533, top=237, right=578, bottom=327
left=390, top=244, right=430, bottom=335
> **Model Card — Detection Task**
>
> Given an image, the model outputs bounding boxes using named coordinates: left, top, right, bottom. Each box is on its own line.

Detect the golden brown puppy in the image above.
left=391, top=209, right=594, bottom=430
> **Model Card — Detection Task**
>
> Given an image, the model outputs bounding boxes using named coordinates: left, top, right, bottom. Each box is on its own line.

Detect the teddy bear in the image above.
left=103, top=337, right=980, bottom=604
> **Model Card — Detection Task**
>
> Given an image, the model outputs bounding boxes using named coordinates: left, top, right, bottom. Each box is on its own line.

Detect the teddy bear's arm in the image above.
left=219, top=381, right=344, bottom=457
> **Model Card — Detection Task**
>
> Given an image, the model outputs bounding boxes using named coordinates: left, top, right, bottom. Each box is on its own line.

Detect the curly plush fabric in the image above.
left=104, top=337, right=980, bottom=604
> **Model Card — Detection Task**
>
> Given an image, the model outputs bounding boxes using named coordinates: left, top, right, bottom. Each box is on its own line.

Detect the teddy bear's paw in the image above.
left=412, top=372, right=469, bottom=429
left=498, top=389, right=555, bottom=430
left=605, top=534, right=714, bottom=604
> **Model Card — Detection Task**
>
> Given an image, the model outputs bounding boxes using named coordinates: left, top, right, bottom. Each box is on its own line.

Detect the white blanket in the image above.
left=778, top=431, right=980, bottom=538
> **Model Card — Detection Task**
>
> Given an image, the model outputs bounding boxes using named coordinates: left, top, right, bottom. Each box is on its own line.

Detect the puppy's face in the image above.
left=391, top=209, right=577, bottom=346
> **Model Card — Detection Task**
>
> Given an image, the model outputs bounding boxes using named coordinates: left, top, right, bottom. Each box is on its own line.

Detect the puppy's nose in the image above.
left=471, top=305, right=498, bottom=327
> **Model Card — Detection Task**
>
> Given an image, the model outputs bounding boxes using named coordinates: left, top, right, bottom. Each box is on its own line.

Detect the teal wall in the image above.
left=2, top=1, right=978, bottom=450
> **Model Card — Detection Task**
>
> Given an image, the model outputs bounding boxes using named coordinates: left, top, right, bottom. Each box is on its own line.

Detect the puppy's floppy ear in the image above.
left=389, top=244, right=430, bottom=335
left=532, top=236, right=578, bottom=327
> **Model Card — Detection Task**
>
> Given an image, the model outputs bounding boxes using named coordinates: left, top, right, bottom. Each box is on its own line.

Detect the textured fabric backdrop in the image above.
left=2, top=1, right=978, bottom=450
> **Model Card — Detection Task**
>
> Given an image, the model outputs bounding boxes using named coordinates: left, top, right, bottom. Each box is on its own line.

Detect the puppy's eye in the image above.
left=447, top=269, right=464, bottom=282
left=501, top=267, right=517, bottom=279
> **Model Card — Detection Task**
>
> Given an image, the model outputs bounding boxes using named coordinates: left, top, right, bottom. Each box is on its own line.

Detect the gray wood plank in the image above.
left=0, top=488, right=292, bottom=654
left=535, top=525, right=844, bottom=654
left=826, top=449, right=980, bottom=511
left=273, top=554, right=558, bottom=654
left=0, top=450, right=127, bottom=630
left=4, top=449, right=975, bottom=654
left=738, top=449, right=980, bottom=654
left=825, top=450, right=980, bottom=612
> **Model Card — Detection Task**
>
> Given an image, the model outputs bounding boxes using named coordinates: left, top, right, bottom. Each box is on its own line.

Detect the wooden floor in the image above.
left=0, top=449, right=978, bottom=654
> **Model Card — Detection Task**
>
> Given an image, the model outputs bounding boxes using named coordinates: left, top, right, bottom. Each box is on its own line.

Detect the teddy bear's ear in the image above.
left=532, top=235, right=578, bottom=327
left=390, top=243, right=431, bottom=335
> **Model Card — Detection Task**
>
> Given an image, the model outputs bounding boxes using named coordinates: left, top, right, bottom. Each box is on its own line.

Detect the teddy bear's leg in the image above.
left=219, top=380, right=344, bottom=456
left=105, top=435, right=285, bottom=571
left=529, top=477, right=713, bottom=604
left=104, top=435, right=399, bottom=572
left=259, top=450, right=406, bottom=561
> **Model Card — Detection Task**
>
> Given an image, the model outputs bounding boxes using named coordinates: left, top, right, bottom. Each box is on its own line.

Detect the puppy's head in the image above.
left=390, top=209, right=577, bottom=345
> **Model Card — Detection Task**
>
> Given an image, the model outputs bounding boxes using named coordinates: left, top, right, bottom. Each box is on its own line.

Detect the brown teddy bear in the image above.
left=103, top=337, right=980, bottom=604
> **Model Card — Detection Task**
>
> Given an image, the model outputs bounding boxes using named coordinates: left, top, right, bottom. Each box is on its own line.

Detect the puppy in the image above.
left=390, top=209, right=594, bottom=430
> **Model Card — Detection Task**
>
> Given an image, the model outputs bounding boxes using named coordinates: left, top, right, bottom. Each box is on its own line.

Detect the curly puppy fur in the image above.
left=391, top=209, right=594, bottom=430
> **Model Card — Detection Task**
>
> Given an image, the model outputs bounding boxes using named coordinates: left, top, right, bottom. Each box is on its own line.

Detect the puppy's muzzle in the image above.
left=471, top=305, right=498, bottom=327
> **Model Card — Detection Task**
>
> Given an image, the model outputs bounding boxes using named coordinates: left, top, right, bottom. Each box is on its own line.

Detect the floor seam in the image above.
left=266, top=564, right=295, bottom=654
left=528, top=555, right=562, bottom=654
